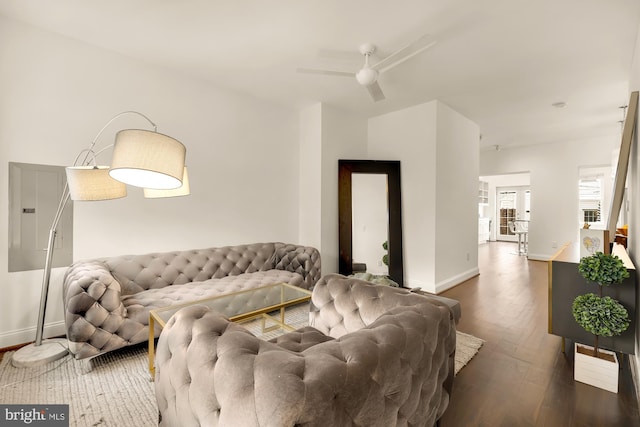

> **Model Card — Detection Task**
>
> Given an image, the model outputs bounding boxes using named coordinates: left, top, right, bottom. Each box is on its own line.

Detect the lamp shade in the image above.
left=144, top=167, right=190, bottom=198
left=66, top=166, right=127, bottom=201
left=109, top=129, right=186, bottom=190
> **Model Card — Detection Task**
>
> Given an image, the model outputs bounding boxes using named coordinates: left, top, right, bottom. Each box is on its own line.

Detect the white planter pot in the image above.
left=574, top=342, right=619, bottom=393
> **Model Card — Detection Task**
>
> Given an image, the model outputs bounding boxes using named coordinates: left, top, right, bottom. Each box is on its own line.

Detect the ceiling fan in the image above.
left=297, top=34, right=436, bottom=102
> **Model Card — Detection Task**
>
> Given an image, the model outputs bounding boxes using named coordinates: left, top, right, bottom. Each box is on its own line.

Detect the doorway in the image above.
left=578, top=166, right=612, bottom=230
left=497, top=186, right=530, bottom=242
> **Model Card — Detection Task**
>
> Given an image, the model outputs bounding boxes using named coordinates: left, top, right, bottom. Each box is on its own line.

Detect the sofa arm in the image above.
left=308, top=273, right=457, bottom=413
left=273, top=244, right=321, bottom=290
left=155, top=306, right=253, bottom=427
left=63, top=261, right=130, bottom=359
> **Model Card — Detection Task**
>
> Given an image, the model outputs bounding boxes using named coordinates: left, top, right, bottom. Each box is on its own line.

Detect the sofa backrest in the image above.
left=104, top=243, right=279, bottom=295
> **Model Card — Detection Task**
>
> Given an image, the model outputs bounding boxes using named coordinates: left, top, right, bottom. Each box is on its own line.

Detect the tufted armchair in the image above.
left=154, top=273, right=457, bottom=427
left=62, top=242, right=321, bottom=360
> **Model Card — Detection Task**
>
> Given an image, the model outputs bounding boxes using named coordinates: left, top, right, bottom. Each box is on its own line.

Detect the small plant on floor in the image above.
left=573, top=251, right=630, bottom=358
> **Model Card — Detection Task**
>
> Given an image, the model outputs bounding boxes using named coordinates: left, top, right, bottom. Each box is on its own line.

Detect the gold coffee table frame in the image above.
left=148, top=282, right=311, bottom=380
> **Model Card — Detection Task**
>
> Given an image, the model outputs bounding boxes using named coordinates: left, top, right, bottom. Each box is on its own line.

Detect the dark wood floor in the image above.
left=1, top=242, right=638, bottom=425
left=439, top=242, right=640, bottom=427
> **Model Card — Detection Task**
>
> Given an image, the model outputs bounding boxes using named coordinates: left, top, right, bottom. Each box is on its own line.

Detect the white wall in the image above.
left=368, top=102, right=438, bottom=290
left=297, top=103, right=367, bottom=276
left=368, top=100, right=480, bottom=293
left=321, top=105, right=368, bottom=274
left=480, top=138, right=617, bottom=260
left=625, top=18, right=640, bottom=394
left=434, top=102, right=480, bottom=287
left=298, top=103, right=323, bottom=250
left=0, top=17, right=301, bottom=346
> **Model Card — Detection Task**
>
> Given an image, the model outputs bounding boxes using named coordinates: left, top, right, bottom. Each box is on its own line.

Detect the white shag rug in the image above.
left=1, top=344, right=156, bottom=427
left=0, top=305, right=483, bottom=427
left=454, top=330, right=485, bottom=374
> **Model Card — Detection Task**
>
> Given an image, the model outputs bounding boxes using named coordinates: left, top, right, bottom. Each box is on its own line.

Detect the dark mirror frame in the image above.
left=338, top=159, right=404, bottom=287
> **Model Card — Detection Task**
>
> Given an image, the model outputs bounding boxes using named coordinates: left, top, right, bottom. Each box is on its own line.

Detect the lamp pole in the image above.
left=33, top=111, right=156, bottom=346
left=11, top=111, right=185, bottom=368
left=11, top=185, right=72, bottom=367
left=34, top=189, right=71, bottom=346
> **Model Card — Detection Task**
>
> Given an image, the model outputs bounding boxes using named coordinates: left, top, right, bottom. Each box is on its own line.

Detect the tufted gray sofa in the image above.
left=154, top=273, right=457, bottom=427
left=62, top=242, right=321, bottom=360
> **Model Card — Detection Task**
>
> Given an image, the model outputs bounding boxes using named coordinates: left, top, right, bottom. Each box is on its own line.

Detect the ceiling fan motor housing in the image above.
left=356, top=67, right=378, bottom=86
left=356, top=43, right=378, bottom=85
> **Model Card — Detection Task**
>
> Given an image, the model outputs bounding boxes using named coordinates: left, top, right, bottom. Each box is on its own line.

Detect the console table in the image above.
left=548, top=242, right=637, bottom=354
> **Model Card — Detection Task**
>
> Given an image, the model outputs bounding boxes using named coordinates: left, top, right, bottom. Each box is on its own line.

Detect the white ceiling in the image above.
left=1, top=0, right=639, bottom=150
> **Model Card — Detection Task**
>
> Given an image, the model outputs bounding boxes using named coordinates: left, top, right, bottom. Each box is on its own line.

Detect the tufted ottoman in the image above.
left=154, top=273, right=457, bottom=427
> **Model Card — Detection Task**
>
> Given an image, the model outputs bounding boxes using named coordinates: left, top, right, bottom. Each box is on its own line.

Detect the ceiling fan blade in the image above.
left=296, top=68, right=355, bottom=77
left=372, top=34, right=437, bottom=73
left=316, top=48, right=362, bottom=62
left=366, top=81, right=386, bottom=102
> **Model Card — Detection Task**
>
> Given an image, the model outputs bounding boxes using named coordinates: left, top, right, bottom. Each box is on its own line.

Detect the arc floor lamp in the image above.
left=12, top=111, right=189, bottom=368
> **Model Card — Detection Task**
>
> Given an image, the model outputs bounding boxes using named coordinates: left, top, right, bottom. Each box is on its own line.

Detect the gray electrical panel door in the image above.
left=8, top=162, right=73, bottom=272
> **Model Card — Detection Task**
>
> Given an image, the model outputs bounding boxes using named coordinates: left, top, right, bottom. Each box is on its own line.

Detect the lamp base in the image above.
left=11, top=338, right=69, bottom=368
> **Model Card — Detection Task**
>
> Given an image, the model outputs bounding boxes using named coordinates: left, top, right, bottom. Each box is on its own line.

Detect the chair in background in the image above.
left=508, top=220, right=528, bottom=255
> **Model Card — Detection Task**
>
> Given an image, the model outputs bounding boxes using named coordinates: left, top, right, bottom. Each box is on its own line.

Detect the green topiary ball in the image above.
left=578, top=252, right=629, bottom=287
left=382, top=241, right=389, bottom=266
left=572, top=293, right=630, bottom=337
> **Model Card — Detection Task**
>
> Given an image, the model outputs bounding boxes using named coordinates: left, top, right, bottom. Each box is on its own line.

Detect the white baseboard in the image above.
left=0, top=321, right=66, bottom=349
left=404, top=278, right=432, bottom=293
left=435, top=267, right=479, bottom=294
left=406, top=267, right=479, bottom=294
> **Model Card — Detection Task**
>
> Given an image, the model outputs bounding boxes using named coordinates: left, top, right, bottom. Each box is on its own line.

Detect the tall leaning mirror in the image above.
left=338, top=159, right=404, bottom=286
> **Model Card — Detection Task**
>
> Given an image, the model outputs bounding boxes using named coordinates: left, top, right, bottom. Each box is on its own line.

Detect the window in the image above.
left=579, top=177, right=603, bottom=227
left=496, top=186, right=530, bottom=241
left=498, top=191, right=517, bottom=235
left=583, top=208, right=600, bottom=223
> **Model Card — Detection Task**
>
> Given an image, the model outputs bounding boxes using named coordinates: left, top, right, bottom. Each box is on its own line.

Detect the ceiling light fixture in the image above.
left=552, top=101, right=567, bottom=108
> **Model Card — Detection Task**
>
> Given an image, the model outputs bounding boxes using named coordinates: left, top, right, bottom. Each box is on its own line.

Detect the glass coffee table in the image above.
left=148, top=282, right=311, bottom=380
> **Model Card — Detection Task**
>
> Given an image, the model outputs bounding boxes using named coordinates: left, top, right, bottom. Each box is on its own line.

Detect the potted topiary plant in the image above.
left=573, top=251, right=630, bottom=393
left=382, top=240, right=389, bottom=268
